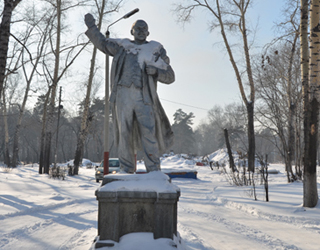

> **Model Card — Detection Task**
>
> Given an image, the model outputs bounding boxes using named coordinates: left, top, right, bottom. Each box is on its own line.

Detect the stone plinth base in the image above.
left=95, top=171, right=180, bottom=242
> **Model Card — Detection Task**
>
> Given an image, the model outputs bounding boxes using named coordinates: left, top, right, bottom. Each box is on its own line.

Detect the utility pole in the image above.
left=104, top=31, right=110, bottom=176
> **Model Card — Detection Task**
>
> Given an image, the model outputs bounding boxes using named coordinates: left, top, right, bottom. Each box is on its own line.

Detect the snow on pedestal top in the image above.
left=98, top=171, right=180, bottom=194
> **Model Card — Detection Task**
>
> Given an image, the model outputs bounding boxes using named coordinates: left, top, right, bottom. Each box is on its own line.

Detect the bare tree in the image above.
left=40, top=0, right=88, bottom=174
left=1, top=27, right=26, bottom=167
left=255, top=41, right=302, bottom=182
left=0, top=0, right=24, bottom=167
left=277, top=1, right=301, bottom=182
left=175, top=0, right=256, bottom=172
left=263, top=0, right=301, bottom=181
left=0, top=0, right=22, bottom=101
left=10, top=10, right=51, bottom=168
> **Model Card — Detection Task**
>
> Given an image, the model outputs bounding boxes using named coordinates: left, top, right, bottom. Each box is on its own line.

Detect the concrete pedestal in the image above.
left=95, top=172, right=180, bottom=243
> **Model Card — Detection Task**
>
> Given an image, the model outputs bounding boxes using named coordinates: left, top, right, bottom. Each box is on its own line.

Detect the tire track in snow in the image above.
left=0, top=218, right=56, bottom=248
left=191, top=181, right=320, bottom=236
left=180, top=206, right=301, bottom=250
left=215, top=198, right=320, bottom=235
left=177, top=222, right=213, bottom=250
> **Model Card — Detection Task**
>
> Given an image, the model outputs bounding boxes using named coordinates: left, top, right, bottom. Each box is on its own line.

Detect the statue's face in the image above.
left=131, top=20, right=149, bottom=44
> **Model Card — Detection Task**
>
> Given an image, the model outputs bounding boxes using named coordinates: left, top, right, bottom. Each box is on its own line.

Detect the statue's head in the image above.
left=131, top=20, right=149, bottom=44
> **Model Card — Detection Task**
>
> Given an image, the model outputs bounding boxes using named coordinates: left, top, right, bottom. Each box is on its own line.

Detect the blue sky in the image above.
left=74, top=0, right=284, bottom=128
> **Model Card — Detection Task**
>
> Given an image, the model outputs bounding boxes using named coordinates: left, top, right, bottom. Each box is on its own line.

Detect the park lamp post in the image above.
left=103, top=8, right=139, bottom=176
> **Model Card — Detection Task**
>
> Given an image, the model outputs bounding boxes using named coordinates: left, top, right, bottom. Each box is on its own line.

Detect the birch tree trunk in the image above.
left=303, top=0, right=319, bottom=207
left=301, top=0, right=310, bottom=168
left=0, top=0, right=22, bottom=101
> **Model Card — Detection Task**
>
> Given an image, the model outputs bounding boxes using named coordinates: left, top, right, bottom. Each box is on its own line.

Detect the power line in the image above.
left=160, top=98, right=209, bottom=111
left=26, top=94, right=210, bottom=111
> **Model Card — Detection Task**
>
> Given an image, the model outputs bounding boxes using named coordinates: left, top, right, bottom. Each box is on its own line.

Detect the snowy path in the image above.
left=0, top=199, right=97, bottom=249
left=0, top=167, right=99, bottom=250
left=176, top=170, right=320, bottom=250
left=1, top=161, right=319, bottom=249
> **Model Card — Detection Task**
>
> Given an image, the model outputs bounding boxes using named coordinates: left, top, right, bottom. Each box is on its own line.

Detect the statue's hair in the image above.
left=131, top=20, right=148, bottom=30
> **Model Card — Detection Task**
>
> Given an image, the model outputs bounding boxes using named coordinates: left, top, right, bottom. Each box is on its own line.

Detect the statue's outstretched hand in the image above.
left=85, top=13, right=95, bottom=28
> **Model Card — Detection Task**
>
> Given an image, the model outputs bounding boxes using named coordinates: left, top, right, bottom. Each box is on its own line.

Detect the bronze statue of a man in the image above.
left=84, top=14, right=175, bottom=173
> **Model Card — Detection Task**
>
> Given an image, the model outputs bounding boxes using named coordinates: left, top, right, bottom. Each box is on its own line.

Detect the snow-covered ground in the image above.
left=1, top=150, right=320, bottom=250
